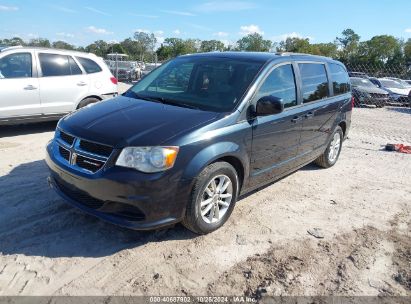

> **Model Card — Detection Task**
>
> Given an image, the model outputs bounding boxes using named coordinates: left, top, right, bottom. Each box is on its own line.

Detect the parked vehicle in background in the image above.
left=141, top=62, right=161, bottom=78
left=46, top=52, right=352, bottom=234
left=350, top=77, right=389, bottom=107
left=369, top=77, right=410, bottom=105
left=0, top=46, right=118, bottom=125
left=386, top=77, right=411, bottom=90
left=110, top=61, right=141, bottom=82
left=348, top=71, right=369, bottom=78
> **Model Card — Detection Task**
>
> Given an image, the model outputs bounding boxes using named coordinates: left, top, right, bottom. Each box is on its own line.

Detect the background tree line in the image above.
left=2, top=29, right=411, bottom=68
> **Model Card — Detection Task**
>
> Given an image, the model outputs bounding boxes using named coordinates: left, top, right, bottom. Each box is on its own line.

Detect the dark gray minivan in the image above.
left=46, top=52, right=352, bottom=234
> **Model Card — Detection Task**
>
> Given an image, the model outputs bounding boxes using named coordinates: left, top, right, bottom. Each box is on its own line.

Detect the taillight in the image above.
left=351, top=96, right=355, bottom=109
left=110, top=77, right=118, bottom=85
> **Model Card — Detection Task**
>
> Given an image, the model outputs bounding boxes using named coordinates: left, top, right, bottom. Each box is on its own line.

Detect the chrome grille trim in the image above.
left=55, top=128, right=113, bottom=174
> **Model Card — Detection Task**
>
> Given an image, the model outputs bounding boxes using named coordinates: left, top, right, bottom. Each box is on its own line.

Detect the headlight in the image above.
left=116, top=146, right=179, bottom=173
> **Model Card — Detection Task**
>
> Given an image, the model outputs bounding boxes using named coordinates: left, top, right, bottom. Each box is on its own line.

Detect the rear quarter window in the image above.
left=329, top=63, right=350, bottom=95
left=76, top=57, right=102, bottom=74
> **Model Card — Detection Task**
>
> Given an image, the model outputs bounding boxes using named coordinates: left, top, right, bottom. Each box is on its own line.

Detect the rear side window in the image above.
left=69, top=56, right=82, bottom=75
left=299, top=63, right=329, bottom=103
left=256, top=64, right=297, bottom=109
left=39, top=53, right=71, bottom=77
left=329, top=63, right=350, bottom=95
left=76, top=57, right=102, bottom=74
left=0, top=52, right=32, bottom=78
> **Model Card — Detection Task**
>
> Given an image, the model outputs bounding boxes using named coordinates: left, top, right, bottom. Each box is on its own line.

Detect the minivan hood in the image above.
left=59, top=96, right=221, bottom=147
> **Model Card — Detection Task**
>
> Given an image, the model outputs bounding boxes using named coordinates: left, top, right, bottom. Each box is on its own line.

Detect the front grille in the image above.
left=56, top=128, right=113, bottom=174
left=59, top=146, right=70, bottom=161
left=370, top=93, right=388, bottom=99
left=76, top=155, right=105, bottom=173
left=79, top=140, right=113, bottom=157
left=60, top=130, right=75, bottom=146
left=56, top=178, right=105, bottom=209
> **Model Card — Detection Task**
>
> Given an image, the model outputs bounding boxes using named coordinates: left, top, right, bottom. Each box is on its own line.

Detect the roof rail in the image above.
left=0, top=45, right=24, bottom=52
left=275, top=52, right=332, bottom=60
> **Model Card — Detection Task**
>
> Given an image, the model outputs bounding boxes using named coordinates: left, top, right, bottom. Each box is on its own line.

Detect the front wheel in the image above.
left=182, top=162, right=239, bottom=234
left=314, top=126, right=343, bottom=168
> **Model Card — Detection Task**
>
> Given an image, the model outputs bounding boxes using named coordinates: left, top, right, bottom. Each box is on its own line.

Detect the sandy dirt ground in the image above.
left=0, top=98, right=410, bottom=297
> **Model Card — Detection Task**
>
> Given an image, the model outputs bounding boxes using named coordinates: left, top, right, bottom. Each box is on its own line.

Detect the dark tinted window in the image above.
left=257, top=64, right=297, bottom=109
left=0, top=53, right=32, bottom=78
left=76, top=57, right=102, bottom=74
left=69, top=56, right=82, bottom=75
left=299, top=63, right=329, bottom=103
left=39, top=53, right=71, bottom=77
left=329, top=63, right=350, bottom=95
left=126, top=57, right=264, bottom=112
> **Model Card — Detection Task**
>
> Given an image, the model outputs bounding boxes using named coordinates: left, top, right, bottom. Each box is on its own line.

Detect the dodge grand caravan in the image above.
left=46, top=52, right=352, bottom=234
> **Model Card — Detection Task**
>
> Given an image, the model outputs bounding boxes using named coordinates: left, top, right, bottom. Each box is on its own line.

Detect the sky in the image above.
left=1, top=0, right=411, bottom=47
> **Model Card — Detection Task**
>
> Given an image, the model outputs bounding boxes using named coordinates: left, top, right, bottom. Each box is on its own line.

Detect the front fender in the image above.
left=182, top=141, right=249, bottom=183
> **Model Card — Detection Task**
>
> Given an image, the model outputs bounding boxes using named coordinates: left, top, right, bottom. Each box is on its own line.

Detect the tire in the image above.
left=77, top=97, right=100, bottom=109
left=314, top=126, right=343, bottom=168
left=182, top=162, right=239, bottom=234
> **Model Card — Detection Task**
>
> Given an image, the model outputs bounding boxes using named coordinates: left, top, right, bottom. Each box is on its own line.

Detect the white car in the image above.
left=0, top=46, right=118, bottom=125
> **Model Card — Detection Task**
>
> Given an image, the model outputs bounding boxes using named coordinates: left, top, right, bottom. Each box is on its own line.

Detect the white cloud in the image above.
left=272, top=32, right=313, bottom=42
left=239, top=24, right=263, bottom=35
left=27, top=33, right=38, bottom=38
left=56, top=32, right=75, bottom=38
left=405, top=28, right=411, bottom=33
left=161, top=10, right=196, bottom=16
left=85, top=6, right=110, bottom=16
left=86, top=26, right=113, bottom=35
left=213, top=31, right=229, bottom=38
left=0, top=5, right=18, bottom=11
left=52, top=5, right=76, bottom=13
left=173, top=29, right=181, bottom=35
left=195, top=1, right=256, bottom=12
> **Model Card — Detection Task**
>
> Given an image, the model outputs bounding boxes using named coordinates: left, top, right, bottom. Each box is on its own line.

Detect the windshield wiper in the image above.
left=125, top=91, right=201, bottom=110
left=156, top=98, right=201, bottom=110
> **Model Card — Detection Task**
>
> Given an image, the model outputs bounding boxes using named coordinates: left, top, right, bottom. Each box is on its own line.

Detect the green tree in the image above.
left=156, top=38, right=200, bottom=60
left=277, top=37, right=312, bottom=53
left=133, top=31, right=157, bottom=61
left=52, top=40, right=75, bottom=50
left=314, top=43, right=338, bottom=58
left=404, top=39, right=411, bottom=64
left=85, top=40, right=109, bottom=57
left=336, top=28, right=360, bottom=63
left=27, top=38, right=51, bottom=48
left=357, top=35, right=403, bottom=65
left=0, top=37, right=26, bottom=46
left=237, top=33, right=272, bottom=52
left=200, top=40, right=225, bottom=52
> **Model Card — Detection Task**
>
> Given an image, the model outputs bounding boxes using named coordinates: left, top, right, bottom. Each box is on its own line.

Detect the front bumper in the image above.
left=45, top=141, right=191, bottom=230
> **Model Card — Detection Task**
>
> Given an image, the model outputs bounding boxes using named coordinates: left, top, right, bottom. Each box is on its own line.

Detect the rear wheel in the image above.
left=314, top=126, right=343, bottom=168
left=182, top=162, right=239, bottom=234
left=77, top=97, right=100, bottom=109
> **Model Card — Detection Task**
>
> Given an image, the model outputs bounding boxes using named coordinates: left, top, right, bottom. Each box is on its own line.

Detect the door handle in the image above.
left=24, top=85, right=37, bottom=90
left=291, top=116, right=302, bottom=123
left=77, top=82, right=87, bottom=86
left=305, top=112, right=314, bottom=119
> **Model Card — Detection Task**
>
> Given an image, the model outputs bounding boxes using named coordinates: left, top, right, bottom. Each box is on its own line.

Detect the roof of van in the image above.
left=0, top=46, right=97, bottom=57
left=180, top=51, right=339, bottom=64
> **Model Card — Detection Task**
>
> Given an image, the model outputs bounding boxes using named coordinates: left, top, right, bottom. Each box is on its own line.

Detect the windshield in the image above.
left=125, top=56, right=265, bottom=112
left=380, top=79, right=405, bottom=89
left=350, top=78, right=375, bottom=88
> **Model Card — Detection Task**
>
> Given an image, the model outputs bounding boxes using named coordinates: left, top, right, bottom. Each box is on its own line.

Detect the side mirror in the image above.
left=256, top=95, right=284, bottom=116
